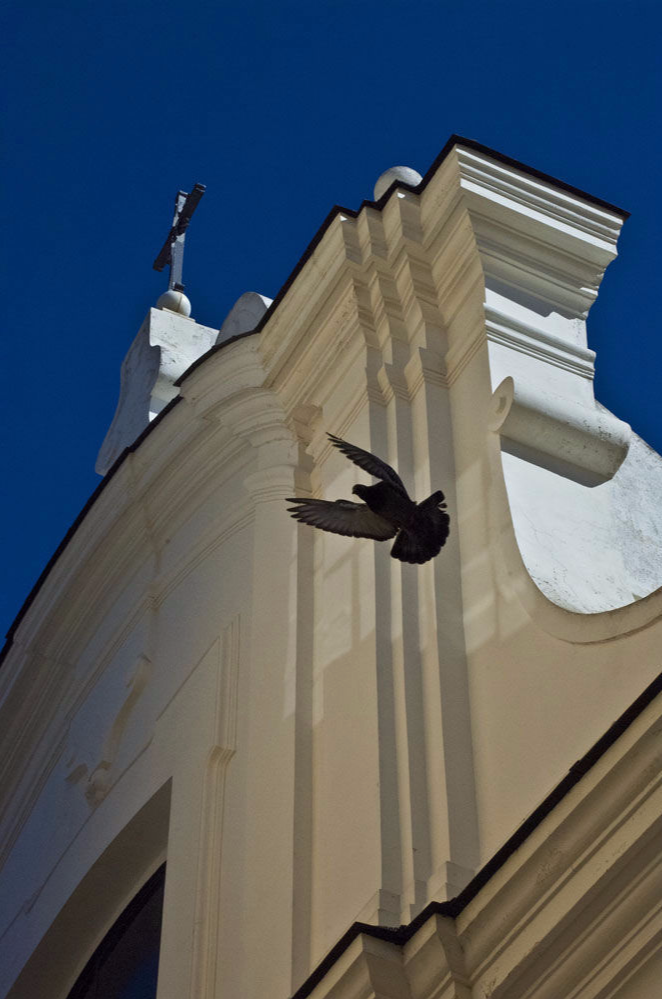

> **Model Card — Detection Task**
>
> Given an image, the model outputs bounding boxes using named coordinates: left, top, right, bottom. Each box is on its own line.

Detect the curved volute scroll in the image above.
left=486, top=374, right=660, bottom=619
left=489, top=376, right=631, bottom=485
left=414, top=142, right=661, bottom=620
left=483, top=404, right=661, bottom=644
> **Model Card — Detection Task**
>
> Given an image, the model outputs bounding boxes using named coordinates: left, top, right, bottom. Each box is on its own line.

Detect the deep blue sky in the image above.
left=1, top=0, right=660, bottom=639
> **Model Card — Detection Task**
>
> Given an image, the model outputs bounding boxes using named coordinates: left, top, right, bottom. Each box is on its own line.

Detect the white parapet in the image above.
left=95, top=307, right=218, bottom=475
left=96, top=292, right=273, bottom=476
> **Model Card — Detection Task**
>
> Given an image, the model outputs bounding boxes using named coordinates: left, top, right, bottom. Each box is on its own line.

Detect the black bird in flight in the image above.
left=286, top=434, right=450, bottom=564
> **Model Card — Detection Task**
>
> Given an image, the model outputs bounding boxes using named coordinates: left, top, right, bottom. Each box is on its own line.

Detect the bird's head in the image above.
left=352, top=483, right=370, bottom=501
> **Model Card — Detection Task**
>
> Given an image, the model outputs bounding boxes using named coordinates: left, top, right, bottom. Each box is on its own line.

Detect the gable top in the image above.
left=177, top=134, right=629, bottom=388
left=0, top=136, right=635, bottom=665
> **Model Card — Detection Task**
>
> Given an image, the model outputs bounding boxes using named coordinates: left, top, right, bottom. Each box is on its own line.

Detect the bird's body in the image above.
left=286, top=435, right=450, bottom=564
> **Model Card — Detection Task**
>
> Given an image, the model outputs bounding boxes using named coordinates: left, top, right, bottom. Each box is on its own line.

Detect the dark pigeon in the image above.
left=286, top=434, right=450, bottom=564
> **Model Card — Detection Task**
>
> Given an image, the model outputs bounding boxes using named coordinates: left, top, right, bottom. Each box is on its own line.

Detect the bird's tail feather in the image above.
left=391, top=528, right=434, bottom=564
left=390, top=492, right=450, bottom=564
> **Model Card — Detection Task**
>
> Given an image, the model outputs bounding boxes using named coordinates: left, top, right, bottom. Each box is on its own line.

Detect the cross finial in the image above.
left=153, top=184, right=206, bottom=292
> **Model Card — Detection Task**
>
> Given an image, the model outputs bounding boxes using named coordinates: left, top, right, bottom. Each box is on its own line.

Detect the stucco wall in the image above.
left=0, top=140, right=659, bottom=999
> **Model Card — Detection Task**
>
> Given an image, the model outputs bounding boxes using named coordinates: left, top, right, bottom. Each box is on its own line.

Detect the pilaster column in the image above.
left=375, top=192, right=481, bottom=907
left=232, top=426, right=313, bottom=997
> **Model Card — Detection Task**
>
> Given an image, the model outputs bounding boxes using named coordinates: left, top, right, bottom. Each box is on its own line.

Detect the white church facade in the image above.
left=0, top=137, right=660, bottom=998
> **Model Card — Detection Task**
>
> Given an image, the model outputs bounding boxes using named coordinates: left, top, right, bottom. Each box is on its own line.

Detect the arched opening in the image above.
left=6, top=781, right=171, bottom=999
left=66, top=864, right=165, bottom=999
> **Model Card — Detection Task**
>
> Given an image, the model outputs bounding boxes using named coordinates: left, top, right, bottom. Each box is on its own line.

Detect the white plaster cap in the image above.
left=215, top=291, right=273, bottom=345
left=373, top=166, right=423, bottom=201
left=157, top=288, right=192, bottom=317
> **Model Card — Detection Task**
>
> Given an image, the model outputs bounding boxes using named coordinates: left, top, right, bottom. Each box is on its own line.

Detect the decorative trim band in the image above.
left=485, top=306, right=595, bottom=379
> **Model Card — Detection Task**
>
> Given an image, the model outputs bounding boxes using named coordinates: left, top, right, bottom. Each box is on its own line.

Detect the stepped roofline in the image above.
left=0, top=136, right=645, bottom=665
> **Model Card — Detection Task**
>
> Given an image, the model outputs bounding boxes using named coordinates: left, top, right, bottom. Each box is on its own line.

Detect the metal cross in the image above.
left=153, top=183, right=206, bottom=292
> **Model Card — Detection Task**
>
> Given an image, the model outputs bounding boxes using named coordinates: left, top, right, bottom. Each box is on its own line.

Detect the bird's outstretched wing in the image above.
left=327, top=434, right=408, bottom=495
left=286, top=497, right=397, bottom=540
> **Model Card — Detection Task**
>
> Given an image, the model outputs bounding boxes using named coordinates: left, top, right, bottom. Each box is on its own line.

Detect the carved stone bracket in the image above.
left=65, top=653, right=153, bottom=807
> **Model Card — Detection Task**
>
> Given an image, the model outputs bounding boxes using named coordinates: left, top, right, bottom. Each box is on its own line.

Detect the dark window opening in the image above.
left=67, top=864, right=165, bottom=999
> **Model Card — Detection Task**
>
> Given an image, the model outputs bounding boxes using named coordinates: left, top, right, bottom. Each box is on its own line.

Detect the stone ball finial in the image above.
left=156, top=289, right=192, bottom=317
left=373, top=166, right=423, bottom=201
